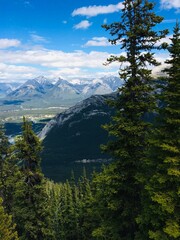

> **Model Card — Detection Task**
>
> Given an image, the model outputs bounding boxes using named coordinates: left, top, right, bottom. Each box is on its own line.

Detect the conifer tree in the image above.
left=0, top=124, right=9, bottom=198
left=46, top=172, right=94, bottom=240
left=13, top=117, right=54, bottom=240
left=138, top=22, right=180, bottom=240
left=92, top=0, right=168, bottom=239
left=77, top=169, right=94, bottom=240
left=45, top=180, right=65, bottom=240
left=0, top=197, right=19, bottom=240
left=0, top=124, right=20, bottom=213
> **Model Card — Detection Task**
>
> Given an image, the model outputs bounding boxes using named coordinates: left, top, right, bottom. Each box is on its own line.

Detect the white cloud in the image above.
left=72, top=2, right=123, bottom=17
left=0, top=63, right=36, bottom=73
left=0, top=39, right=21, bottom=49
left=0, top=40, right=171, bottom=82
left=0, top=47, right=120, bottom=82
left=150, top=52, right=170, bottom=77
left=84, top=37, right=111, bottom=47
left=48, top=68, right=119, bottom=81
left=48, top=67, right=83, bottom=79
left=30, top=34, right=48, bottom=43
left=84, top=36, right=123, bottom=47
left=0, top=63, right=38, bottom=82
left=73, top=20, right=92, bottom=30
left=156, top=34, right=173, bottom=46
left=160, top=0, right=180, bottom=9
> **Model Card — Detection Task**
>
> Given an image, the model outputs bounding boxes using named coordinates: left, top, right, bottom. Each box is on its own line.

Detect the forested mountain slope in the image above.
left=40, top=93, right=117, bottom=181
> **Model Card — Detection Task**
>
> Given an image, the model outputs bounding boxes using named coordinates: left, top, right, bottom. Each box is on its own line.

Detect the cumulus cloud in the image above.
left=73, top=20, right=92, bottom=30
left=0, top=49, right=110, bottom=68
left=48, top=67, right=83, bottom=79
left=0, top=47, right=120, bottom=81
left=0, top=41, right=171, bottom=82
left=155, top=34, right=173, bottom=46
left=84, top=37, right=111, bottom=47
left=84, top=36, right=123, bottom=47
left=160, top=0, right=180, bottom=10
left=0, top=39, right=21, bottom=49
left=151, top=52, right=170, bottom=77
left=72, top=2, right=123, bottom=17
left=0, top=63, right=38, bottom=82
left=48, top=68, right=120, bottom=81
left=0, top=63, right=36, bottom=73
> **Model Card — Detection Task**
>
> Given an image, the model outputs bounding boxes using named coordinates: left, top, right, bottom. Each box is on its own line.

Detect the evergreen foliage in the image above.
left=12, top=117, right=55, bottom=240
left=92, top=0, right=168, bottom=239
left=0, top=124, right=20, bottom=213
left=138, top=22, right=180, bottom=240
left=46, top=170, right=94, bottom=240
left=0, top=123, right=10, bottom=200
left=0, top=120, right=95, bottom=240
left=0, top=197, right=19, bottom=240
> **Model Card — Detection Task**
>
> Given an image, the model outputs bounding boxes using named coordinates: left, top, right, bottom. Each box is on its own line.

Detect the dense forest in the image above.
left=0, top=0, right=179, bottom=239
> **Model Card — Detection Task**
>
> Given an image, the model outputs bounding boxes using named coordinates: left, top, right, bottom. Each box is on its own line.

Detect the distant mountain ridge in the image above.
left=7, top=76, right=54, bottom=99
left=0, top=82, right=20, bottom=98
left=1, top=75, right=121, bottom=107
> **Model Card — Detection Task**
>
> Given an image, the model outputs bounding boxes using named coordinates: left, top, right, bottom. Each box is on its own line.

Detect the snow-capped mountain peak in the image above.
left=35, top=76, right=49, bottom=84
left=5, top=75, right=121, bottom=103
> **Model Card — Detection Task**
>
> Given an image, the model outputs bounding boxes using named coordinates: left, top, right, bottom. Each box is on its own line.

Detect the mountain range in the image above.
left=0, top=76, right=121, bottom=107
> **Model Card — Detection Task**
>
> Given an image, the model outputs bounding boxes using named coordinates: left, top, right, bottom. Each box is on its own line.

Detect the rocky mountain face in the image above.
left=7, top=76, right=54, bottom=99
left=45, top=78, right=81, bottom=101
left=40, top=92, right=118, bottom=182
left=2, top=75, right=121, bottom=107
left=0, top=82, right=20, bottom=98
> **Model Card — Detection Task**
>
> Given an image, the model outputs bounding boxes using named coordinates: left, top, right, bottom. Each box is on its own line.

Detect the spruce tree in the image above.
left=13, top=117, right=54, bottom=240
left=138, top=22, right=180, bottom=240
left=92, top=0, right=168, bottom=239
left=0, top=197, right=19, bottom=240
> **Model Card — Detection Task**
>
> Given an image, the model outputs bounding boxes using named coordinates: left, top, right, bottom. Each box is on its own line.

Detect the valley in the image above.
left=0, top=75, right=120, bottom=122
left=0, top=75, right=120, bottom=181
left=0, top=104, right=67, bottom=123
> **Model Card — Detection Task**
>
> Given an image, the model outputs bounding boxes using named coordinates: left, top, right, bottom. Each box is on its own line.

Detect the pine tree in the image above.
left=138, top=22, right=180, bottom=240
left=13, top=117, right=54, bottom=240
left=92, top=0, right=168, bottom=239
left=0, top=197, right=19, bottom=240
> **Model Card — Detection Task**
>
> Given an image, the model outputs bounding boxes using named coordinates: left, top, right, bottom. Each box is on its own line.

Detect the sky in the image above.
left=0, top=0, right=179, bottom=83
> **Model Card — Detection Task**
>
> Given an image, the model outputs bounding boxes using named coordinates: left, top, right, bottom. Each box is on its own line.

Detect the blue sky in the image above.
left=0, top=0, right=179, bottom=82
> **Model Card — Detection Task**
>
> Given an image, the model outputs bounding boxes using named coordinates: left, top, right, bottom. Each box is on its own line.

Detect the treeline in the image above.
left=0, top=0, right=180, bottom=239
left=0, top=118, right=93, bottom=240
left=0, top=118, right=101, bottom=240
